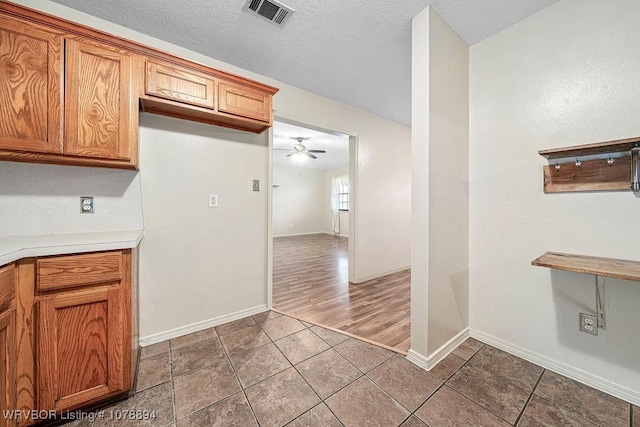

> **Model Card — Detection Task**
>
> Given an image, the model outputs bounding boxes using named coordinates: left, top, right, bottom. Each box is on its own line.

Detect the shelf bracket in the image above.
left=632, top=146, right=639, bottom=192
left=595, top=275, right=606, bottom=329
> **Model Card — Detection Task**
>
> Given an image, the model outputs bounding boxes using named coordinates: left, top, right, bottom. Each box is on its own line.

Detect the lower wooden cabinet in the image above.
left=0, top=308, right=16, bottom=427
left=4, top=248, right=137, bottom=424
left=37, top=285, right=126, bottom=412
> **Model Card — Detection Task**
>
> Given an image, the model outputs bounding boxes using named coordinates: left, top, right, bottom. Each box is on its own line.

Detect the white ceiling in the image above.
left=50, top=0, right=559, bottom=127
left=273, top=121, right=348, bottom=171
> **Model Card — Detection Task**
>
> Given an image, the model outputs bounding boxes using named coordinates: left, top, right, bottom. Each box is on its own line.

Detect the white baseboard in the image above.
left=406, top=328, right=469, bottom=371
left=470, top=328, right=640, bottom=406
left=355, top=265, right=411, bottom=283
left=139, top=304, right=268, bottom=346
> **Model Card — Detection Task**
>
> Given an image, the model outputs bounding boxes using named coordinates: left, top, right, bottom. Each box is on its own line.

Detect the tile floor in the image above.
left=65, top=311, right=637, bottom=426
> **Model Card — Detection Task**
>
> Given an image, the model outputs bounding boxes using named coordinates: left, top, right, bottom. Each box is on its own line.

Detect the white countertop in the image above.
left=0, top=230, right=144, bottom=266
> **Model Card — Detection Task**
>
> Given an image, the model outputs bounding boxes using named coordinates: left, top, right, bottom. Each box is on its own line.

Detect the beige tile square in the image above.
left=368, top=355, right=441, bottom=411
left=447, top=364, right=529, bottom=424
left=252, top=310, right=282, bottom=323
left=325, top=377, right=409, bottom=427
left=400, top=415, right=427, bottom=427
left=518, top=395, right=597, bottom=426
left=169, top=327, right=217, bottom=350
left=275, top=329, right=330, bottom=365
left=136, top=352, right=171, bottom=392
left=310, top=326, right=349, bottom=347
left=429, top=353, right=466, bottom=381
left=634, top=405, right=640, bottom=427
left=296, top=349, right=361, bottom=399
left=260, top=316, right=306, bottom=341
left=416, top=385, right=510, bottom=427
left=245, top=368, right=320, bottom=426
left=215, top=316, right=257, bottom=336
left=140, top=341, right=169, bottom=359
left=469, top=346, right=543, bottom=392
left=219, top=324, right=271, bottom=355
left=452, top=337, right=484, bottom=361
left=173, top=358, right=241, bottom=419
left=534, top=370, right=630, bottom=427
left=286, top=403, right=341, bottom=427
left=334, top=338, right=394, bottom=373
left=95, top=382, right=174, bottom=427
left=176, top=392, right=257, bottom=427
left=171, top=338, right=225, bottom=377
left=228, top=342, right=291, bottom=388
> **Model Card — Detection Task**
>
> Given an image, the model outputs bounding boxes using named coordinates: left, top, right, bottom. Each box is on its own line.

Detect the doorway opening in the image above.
left=268, top=120, right=410, bottom=353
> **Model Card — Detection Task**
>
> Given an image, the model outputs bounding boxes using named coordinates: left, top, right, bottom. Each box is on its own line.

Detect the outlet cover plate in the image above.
left=579, top=313, right=598, bottom=336
left=80, top=196, right=94, bottom=214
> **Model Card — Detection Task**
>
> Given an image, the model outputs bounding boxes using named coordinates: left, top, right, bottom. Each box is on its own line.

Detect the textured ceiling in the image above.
left=50, top=0, right=559, bottom=126
left=273, top=121, right=348, bottom=171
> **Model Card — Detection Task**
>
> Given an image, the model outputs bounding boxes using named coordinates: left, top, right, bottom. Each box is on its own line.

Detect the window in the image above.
left=337, top=179, right=349, bottom=211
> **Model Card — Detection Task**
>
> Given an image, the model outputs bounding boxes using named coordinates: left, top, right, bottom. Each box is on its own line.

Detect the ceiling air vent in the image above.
left=243, top=0, right=294, bottom=27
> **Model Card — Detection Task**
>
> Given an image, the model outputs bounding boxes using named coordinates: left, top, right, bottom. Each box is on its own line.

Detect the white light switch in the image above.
left=209, top=194, right=218, bottom=208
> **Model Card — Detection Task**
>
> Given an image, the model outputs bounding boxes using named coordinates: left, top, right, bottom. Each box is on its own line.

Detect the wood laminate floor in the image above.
left=273, top=233, right=411, bottom=352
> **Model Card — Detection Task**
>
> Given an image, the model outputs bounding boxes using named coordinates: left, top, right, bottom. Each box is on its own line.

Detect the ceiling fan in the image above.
left=275, top=137, right=326, bottom=159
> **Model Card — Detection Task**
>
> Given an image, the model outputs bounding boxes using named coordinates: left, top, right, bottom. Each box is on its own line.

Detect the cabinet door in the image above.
left=0, top=16, right=63, bottom=154
left=65, top=39, right=134, bottom=161
left=218, top=81, right=271, bottom=123
left=37, top=286, right=125, bottom=412
left=146, top=61, right=216, bottom=109
left=0, top=308, right=16, bottom=427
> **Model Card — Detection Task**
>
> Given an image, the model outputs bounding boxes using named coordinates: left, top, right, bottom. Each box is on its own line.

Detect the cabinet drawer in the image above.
left=37, top=251, right=123, bottom=292
left=0, top=264, right=15, bottom=312
left=146, top=61, right=216, bottom=109
left=218, top=82, right=271, bottom=123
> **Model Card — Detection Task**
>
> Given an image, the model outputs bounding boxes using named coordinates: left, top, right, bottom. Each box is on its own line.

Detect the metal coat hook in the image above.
left=607, top=157, right=615, bottom=166
left=555, top=163, right=561, bottom=170
left=575, top=158, right=582, bottom=167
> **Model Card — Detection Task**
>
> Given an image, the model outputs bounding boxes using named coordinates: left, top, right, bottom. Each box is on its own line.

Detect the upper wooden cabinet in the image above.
left=140, top=59, right=275, bottom=133
left=65, top=39, right=136, bottom=163
left=219, top=81, right=271, bottom=123
left=146, top=61, right=216, bottom=109
left=0, top=15, right=63, bottom=155
left=0, top=3, right=278, bottom=169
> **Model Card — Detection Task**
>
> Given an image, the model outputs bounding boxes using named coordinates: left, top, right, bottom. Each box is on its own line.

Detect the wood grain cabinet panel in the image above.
left=36, top=251, right=123, bottom=292
left=218, top=81, right=271, bottom=123
left=37, top=286, right=125, bottom=412
left=146, top=61, right=216, bottom=109
left=0, top=265, right=15, bottom=313
left=0, top=308, right=16, bottom=427
left=0, top=15, right=63, bottom=154
left=65, top=39, right=135, bottom=162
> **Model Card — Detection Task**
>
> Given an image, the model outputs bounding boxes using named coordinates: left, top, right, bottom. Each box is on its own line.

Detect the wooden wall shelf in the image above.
left=532, top=252, right=640, bottom=282
left=538, top=136, right=640, bottom=159
left=539, top=136, right=640, bottom=193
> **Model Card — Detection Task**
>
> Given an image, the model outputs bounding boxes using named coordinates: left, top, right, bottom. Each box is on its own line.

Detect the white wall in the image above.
left=0, top=162, right=143, bottom=236
left=410, top=8, right=469, bottom=359
left=470, top=0, right=640, bottom=402
left=9, top=1, right=411, bottom=339
left=273, top=165, right=328, bottom=237
left=138, top=114, right=267, bottom=337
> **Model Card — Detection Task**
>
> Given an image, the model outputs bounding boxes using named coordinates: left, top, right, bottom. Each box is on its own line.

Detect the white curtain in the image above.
left=330, top=177, right=341, bottom=234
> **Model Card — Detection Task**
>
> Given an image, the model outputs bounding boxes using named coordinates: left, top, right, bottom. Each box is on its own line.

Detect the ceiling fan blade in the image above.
left=302, top=152, right=317, bottom=159
left=273, top=148, right=291, bottom=151
left=285, top=152, right=296, bottom=157
left=307, top=150, right=326, bottom=153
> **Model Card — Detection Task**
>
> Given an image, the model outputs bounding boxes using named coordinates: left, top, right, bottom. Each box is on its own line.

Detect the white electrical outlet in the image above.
left=209, top=194, right=218, bottom=208
left=579, top=313, right=598, bottom=336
